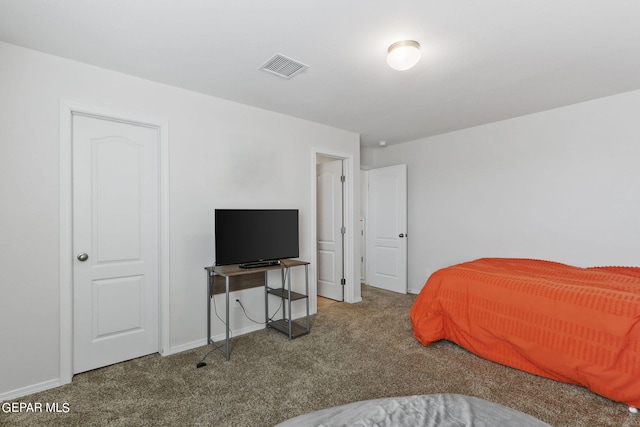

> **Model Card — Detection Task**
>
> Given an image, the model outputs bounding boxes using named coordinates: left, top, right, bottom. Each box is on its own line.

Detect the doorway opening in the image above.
left=316, top=155, right=345, bottom=303
left=311, top=148, right=359, bottom=312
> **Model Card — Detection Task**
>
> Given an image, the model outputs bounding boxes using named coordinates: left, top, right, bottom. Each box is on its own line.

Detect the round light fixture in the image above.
left=386, top=40, right=421, bottom=71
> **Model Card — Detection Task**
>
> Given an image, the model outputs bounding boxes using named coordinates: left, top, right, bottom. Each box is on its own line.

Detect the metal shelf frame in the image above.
left=266, top=261, right=310, bottom=339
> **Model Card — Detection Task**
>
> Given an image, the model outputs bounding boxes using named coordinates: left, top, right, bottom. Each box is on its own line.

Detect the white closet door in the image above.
left=73, top=114, right=159, bottom=374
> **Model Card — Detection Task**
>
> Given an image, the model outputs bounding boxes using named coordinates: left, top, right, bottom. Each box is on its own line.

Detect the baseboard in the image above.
left=3, top=317, right=307, bottom=400
left=0, top=378, right=61, bottom=402
left=164, top=321, right=275, bottom=356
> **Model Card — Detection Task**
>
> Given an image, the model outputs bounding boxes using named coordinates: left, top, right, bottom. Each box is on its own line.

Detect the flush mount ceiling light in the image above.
left=386, top=40, right=421, bottom=71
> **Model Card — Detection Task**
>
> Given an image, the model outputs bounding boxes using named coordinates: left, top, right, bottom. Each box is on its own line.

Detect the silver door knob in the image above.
left=77, top=252, right=89, bottom=262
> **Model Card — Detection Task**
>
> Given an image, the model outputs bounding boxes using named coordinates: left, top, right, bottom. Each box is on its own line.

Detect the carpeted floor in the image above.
left=2, top=285, right=638, bottom=426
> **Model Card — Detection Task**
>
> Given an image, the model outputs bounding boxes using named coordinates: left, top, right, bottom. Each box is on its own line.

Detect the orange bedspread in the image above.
left=410, top=258, right=640, bottom=408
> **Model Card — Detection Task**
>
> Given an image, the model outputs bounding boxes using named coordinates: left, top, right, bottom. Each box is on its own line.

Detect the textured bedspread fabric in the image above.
left=410, top=258, right=640, bottom=408
left=274, top=394, right=550, bottom=427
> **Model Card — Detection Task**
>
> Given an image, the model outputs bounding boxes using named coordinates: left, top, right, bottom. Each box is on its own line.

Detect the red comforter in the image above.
left=410, top=258, right=640, bottom=408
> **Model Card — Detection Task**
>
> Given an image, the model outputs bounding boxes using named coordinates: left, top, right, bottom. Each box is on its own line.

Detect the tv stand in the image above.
left=204, top=259, right=309, bottom=361
left=239, top=260, right=281, bottom=269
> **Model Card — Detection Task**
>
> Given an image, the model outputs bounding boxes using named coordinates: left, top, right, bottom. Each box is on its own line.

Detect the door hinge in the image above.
left=341, top=226, right=346, bottom=234
left=340, top=278, right=346, bottom=285
left=340, top=175, right=346, bottom=183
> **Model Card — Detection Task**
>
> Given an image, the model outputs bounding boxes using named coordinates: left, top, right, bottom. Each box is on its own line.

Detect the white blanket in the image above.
left=274, top=394, right=550, bottom=427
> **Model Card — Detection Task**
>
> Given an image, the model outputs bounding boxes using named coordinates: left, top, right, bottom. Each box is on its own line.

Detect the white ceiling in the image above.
left=2, top=1, right=640, bottom=147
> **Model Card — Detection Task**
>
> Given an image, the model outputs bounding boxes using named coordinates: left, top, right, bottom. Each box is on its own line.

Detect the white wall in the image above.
left=369, top=90, right=640, bottom=293
left=0, top=42, right=360, bottom=398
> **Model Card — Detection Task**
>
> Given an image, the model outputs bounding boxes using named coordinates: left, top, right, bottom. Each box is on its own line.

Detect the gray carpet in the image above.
left=1, top=285, right=637, bottom=427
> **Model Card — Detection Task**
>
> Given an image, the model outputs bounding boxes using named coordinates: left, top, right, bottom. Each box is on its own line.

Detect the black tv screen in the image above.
left=215, top=209, right=299, bottom=266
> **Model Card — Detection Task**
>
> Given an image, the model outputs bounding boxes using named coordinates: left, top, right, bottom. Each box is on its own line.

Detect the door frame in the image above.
left=59, top=100, right=170, bottom=385
left=310, top=148, right=359, bottom=310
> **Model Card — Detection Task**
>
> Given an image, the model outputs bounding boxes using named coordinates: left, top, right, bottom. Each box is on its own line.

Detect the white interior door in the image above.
left=366, top=164, right=407, bottom=294
left=73, top=114, right=159, bottom=374
left=317, top=159, right=344, bottom=301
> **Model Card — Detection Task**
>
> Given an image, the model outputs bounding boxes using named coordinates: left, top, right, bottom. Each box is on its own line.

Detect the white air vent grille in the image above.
left=259, top=54, right=309, bottom=79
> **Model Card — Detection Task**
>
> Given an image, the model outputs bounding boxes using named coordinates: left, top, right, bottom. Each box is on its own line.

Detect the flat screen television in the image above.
left=214, top=209, right=299, bottom=267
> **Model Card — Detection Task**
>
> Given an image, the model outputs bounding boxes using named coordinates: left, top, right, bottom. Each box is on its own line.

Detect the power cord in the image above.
left=236, top=298, right=282, bottom=324
left=238, top=262, right=291, bottom=324
left=198, top=261, right=293, bottom=367
left=197, top=291, right=234, bottom=368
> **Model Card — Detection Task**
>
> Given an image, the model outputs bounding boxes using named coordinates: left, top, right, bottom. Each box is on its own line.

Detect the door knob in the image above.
left=399, top=233, right=405, bottom=238
left=77, top=252, right=89, bottom=262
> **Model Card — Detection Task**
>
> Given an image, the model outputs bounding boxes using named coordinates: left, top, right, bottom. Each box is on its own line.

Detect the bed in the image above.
left=410, top=258, right=640, bottom=409
left=275, top=394, right=550, bottom=426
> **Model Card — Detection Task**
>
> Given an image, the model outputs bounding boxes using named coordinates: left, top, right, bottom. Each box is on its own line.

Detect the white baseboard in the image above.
left=3, top=315, right=309, bottom=399
left=164, top=338, right=209, bottom=356
left=164, top=319, right=288, bottom=356
left=0, top=379, right=61, bottom=402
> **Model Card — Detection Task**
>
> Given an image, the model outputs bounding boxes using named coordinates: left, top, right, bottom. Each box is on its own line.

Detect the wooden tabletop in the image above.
left=205, top=259, right=309, bottom=277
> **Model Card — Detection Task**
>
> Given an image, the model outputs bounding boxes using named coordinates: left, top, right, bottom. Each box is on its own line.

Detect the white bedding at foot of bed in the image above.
left=274, top=394, right=550, bottom=427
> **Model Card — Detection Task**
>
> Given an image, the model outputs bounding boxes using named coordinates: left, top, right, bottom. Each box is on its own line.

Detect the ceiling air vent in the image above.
left=259, top=54, right=309, bottom=79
